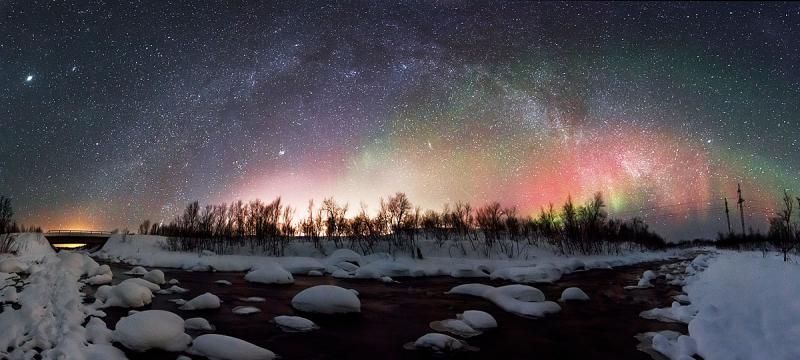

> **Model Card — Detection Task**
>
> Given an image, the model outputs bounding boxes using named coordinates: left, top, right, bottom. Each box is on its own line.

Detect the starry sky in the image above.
left=2, top=1, right=799, bottom=240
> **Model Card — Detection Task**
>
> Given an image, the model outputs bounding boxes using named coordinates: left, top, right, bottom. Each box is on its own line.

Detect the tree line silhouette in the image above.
left=139, top=191, right=667, bottom=257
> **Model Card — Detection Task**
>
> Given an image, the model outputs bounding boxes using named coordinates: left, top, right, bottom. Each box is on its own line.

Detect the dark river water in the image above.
left=88, top=258, right=690, bottom=360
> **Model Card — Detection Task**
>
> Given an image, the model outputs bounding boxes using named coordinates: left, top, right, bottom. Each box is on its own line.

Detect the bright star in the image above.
left=25, top=75, right=33, bottom=82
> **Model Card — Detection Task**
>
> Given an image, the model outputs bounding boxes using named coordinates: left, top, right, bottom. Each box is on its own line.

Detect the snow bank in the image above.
left=640, top=301, right=697, bottom=323
left=179, top=292, right=221, bottom=310
left=0, top=258, right=28, bottom=273
left=112, top=310, right=191, bottom=352
left=273, top=315, right=319, bottom=332
left=187, top=334, right=276, bottom=360
left=447, top=283, right=560, bottom=318
left=682, top=252, right=800, bottom=360
left=244, top=262, right=294, bottom=284
left=94, top=235, right=683, bottom=283
left=291, top=285, right=361, bottom=314
left=559, top=287, right=590, bottom=301
left=0, top=233, right=55, bottom=258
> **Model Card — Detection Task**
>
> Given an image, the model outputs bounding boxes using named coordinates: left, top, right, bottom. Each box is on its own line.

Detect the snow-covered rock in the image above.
left=215, top=279, right=233, bottom=286
left=307, top=270, right=323, bottom=276
left=404, top=333, right=477, bottom=353
left=179, top=292, right=222, bottom=310
left=560, top=287, right=590, bottom=301
left=627, top=270, right=657, bottom=289
left=429, top=319, right=481, bottom=338
left=95, top=278, right=158, bottom=308
left=640, top=302, right=697, bottom=324
left=187, top=334, right=277, bottom=360
left=244, top=263, right=294, bottom=284
left=125, top=266, right=148, bottom=276
left=143, top=269, right=165, bottom=284
left=112, top=310, right=191, bottom=352
left=168, top=278, right=180, bottom=285
left=273, top=315, right=319, bottom=332
left=86, top=317, right=113, bottom=345
left=239, top=296, right=266, bottom=302
left=184, top=317, right=215, bottom=331
left=458, top=310, right=497, bottom=329
left=233, top=306, right=261, bottom=315
left=86, top=273, right=113, bottom=285
left=156, top=285, right=190, bottom=295
left=291, top=285, right=361, bottom=314
left=446, top=283, right=560, bottom=318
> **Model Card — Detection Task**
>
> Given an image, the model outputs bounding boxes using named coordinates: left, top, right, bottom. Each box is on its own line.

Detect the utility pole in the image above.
left=737, top=183, right=745, bottom=235
left=724, top=197, right=732, bottom=234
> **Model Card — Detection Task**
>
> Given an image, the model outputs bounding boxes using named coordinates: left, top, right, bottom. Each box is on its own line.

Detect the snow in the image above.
left=112, top=310, right=192, bottom=352
left=86, top=273, right=113, bottom=285
left=125, top=266, right=148, bottom=276
left=184, top=317, right=215, bottom=331
left=447, top=283, right=560, bottom=318
left=0, top=258, right=28, bottom=273
left=405, top=333, right=476, bottom=353
left=215, top=279, right=233, bottom=286
left=626, top=269, right=657, bottom=289
left=458, top=310, right=497, bottom=329
left=273, top=315, right=319, bottom=332
left=94, top=278, right=159, bottom=308
left=142, top=269, right=166, bottom=284
left=179, top=292, right=222, bottom=310
left=291, top=285, right=361, bottom=314
left=156, top=285, right=190, bottom=294
left=233, top=306, right=261, bottom=315
left=559, top=287, right=590, bottom=301
left=429, top=318, right=481, bottom=337
left=187, top=334, right=276, bottom=360
left=682, top=252, right=800, bottom=360
left=640, top=301, right=697, bottom=323
left=1, top=233, right=55, bottom=258
left=93, top=234, right=684, bottom=283
left=239, top=296, right=266, bottom=302
left=244, top=262, right=294, bottom=284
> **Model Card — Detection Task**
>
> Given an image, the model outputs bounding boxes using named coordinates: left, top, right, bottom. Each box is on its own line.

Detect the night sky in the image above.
left=2, top=1, right=799, bottom=239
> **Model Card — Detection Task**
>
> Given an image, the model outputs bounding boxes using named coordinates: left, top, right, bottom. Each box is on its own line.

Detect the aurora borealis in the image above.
left=2, top=2, right=799, bottom=239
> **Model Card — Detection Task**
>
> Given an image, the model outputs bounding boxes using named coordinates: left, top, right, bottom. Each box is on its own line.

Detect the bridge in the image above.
left=43, top=230, right=113, bottom=250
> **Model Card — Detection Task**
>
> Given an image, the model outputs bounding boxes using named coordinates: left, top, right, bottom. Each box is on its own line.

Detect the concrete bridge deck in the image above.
left=43, top=230, right=112, bottom=250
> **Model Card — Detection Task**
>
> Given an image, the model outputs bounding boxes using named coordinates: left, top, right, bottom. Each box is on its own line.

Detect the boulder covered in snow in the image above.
left=244, top=262, right=294, bottom=284
left=112, top=310, right=192, bottom=352
left=95, top=278, right=159, bottom=308
left=273, top=315, right=319, bottom=332
left=429, top=319, right=481, bottom=338
left=560, top=287, right=590, bottom=301
left=458, top=310, right=497, bottom=329
left=291, top=285, right=361, bottom=314
left=125, top=266, right=148, bottom=276
left=404, top=333, right=477, bottom=353
left=143, top=269, right=165, bottom=284
left=179, top=292, right=222, bottom=310
left=184, top=317, right=215, bottom=331
left=233, top=306, right=261, bottom=315
left=446, top=283, right=560, bottom=318
left=187, top=334, right=276, bottom=360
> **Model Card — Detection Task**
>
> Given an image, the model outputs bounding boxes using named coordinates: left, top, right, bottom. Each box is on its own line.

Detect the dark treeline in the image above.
left=716, top=190, right=800, bottom=261
left=0, top=196, right=42, bottom=234
left=140, top=192, right=666, bottom=257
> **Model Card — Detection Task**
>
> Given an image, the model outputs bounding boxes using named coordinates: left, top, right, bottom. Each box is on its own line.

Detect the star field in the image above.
left=2, top=1, right=800, bottom=239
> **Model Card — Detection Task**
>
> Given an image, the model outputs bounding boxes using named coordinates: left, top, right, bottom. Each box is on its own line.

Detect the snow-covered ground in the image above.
left=93, top=234, right=685, bottom=283
left=641, top=251, right=800, bottom=360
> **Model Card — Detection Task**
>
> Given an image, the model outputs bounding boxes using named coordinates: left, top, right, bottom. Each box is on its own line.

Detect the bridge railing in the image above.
left=46, top=230, right=113, bottom=235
